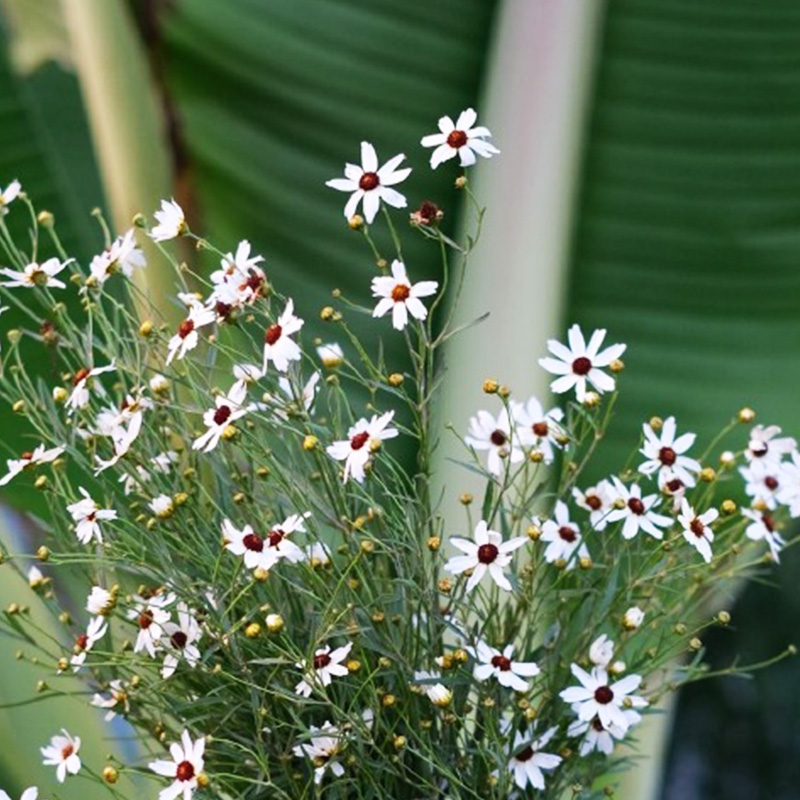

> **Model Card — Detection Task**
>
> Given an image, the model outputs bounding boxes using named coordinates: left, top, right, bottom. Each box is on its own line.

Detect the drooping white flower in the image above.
left=305, top=541, right=332, bottom=568
left=149, top=729, right=205, bottom=800
left=160, top=603, right=202, bottom=679
left=739, top=461, right=783, bottom=510
left=128, top=593, right=175, bottom=658
left=94, top=409, right=143, bottom=473
left=149, top=494, right=175, bottom=519
left=91, top=679, right=129, bottom=721
left=209, top=240, right=267, bottom=310
left=605, top=477, right=672, bottom=540
left=413, top=670, right=453, bottom=707
left=277, top=372, right=319, bottom=415
left=66, top=487, right=117, bottom=545
left=512, top=397, right=565, bottom=464
left=326, top=141, right=411, bottom=224
left=470, top=641, right=539, bottom=692
left=745, top=424, right=797, bottom=465
left=539, top=501, right=589, bottom=568
left=150, top=199, right=187, bottom=242
left=371, top=260, right=438, bottom=330
left=741, top=508, right=785, bottom=563
left=560, top=664, right=647, bottom=733
left=262, top=299, right=303, bottom=373
left=317, top=343, right=344, bottom=369
left=295, top=642, right=353, bottom=697
left=589, top=634, right=615, bottom=668
left=567, top=706, right=642, bottom=756
left=678, top=499, right=718, bottom=564
left=230, top=362, right=263, bottom=397
left=639, top=416, right=701, bottom=488
left=464, top=407, right=524, bottom=477
left=89, top=229, right=146, bottom=284
left=70, top=615, right=108, bottom=671
left=41, top=730, right=81, bottom=783
left=192, top=383, right=251, bottom=453
left=27, top=566, right=44, bottom=588
left=421, top=109, right=500, bottom=169
left=166, top=294, right=216, bottom=365
left=0, top=788, right=40, bottom=800
left=0, top=444, right=65, bottom=487
left=572, top=480, right=615, bottom=531
left=0, top=258, right=72, bottom=290
left=777, top=450, right=800, bottom=517
left=507, top=727, right=562, bottom=791
left=293, top=721, right=345, bottom=785
left=0, top=179, right=21, bottom=210
left=445, top=520, right=526, bottom=593
left=86, top=585, right=114, bottom=615
left=66, top=361, right=116, bottom=414
left=623, top=606, right=645, bottom=631
left=539, top=325, right=626, bottom=402
left=326, top=410, right=398, bottom=484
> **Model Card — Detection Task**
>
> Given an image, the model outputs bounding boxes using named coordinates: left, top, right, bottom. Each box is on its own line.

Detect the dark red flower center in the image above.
left=216, top=301, right=233, bottom=320
left=176, top=760, right=195, bottom=782
left=532, top=422, right=549, bottom=437
left=61, top=744, right=74, bottom=759
left=515, top=746, right=534, bottom=762
left=359, top=172, right=380, bottom=191
left=558, top=525, right=577, bottom=543
left=491, top=654, right=512, bottom=671
left=689, top=518, right=705, bottom=538
left=477, top=543, right=499, bottom=564
left=586, top=494, right=602, bottom=511
left=313, top=652, right=332, bottom=670
left=447, top=129, right=468, bottom=149
left=75, top=633, right=89, bottom=651
left=628, top=497, right=645, bottom=515
left=267, top=529, right=285, bottom=548
left=171, top=631, right=188, bottom=649
left=765, top=476, right=779, bottom=490
left=73, top=368, right=91, bottom=385
left=350, top=431, right=370, bottom=450
left=666, top=478, right=684, bottom=493
left=490, top=429, right=507, bottom=447
left=244, top=272, right=264, bottom=293
left=138, top=610, right=154, bottom=629
left=762, top=514, right=775, bottom=532
left=21, top=451, right=34, bottom=460
left=592, top=717, right=605, bottom=732
left=751, top=443, right=768, bottom=457
left=659, top=446, right=677, bottom=466
left=391, top=284, right=410, bottom=303
left=243, top=532, right=264, bottom=552
left=594, top=685, right=614, bottom=704
left=572, top=356, right=592, bottom=376
left=178, top=319, right=194, bottom=339
left=213, top=405, right=232, bottom=426
left=265, top=323, right=282, bottom=345
left=416, top=201, right=440, bottom=225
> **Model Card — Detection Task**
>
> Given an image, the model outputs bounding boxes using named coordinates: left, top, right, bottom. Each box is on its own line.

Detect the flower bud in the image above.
left=347, top=659, right=361, bottom=672
left=427, top=536, right=440, bottom=551
left=34, top=475, right=48, bottom=490
left=388, top=372, right=404, bottom=387
left=265, top=613, right=284, bottom=633
left=526, top=524, right=541, bottom=541
left=459, top=492, right=473, bottom=505
left=36, top=546, right=50, bottom=562
left=699, top=467, right=716, bottom=483
left=719, top=450, right=735, bottom=467
left=381, top=693, right=396, bottom=708
left=738, top=407, right=756, bottom=423
left=245, top=622, right=261, bottom=639
left=52, top=386, right=68, bottom=404
left=610, top=359, right=625, bottom=373
left=302, top=435, right=318, bottom=451
left=649, top=416, right=663, bottom=431
left=437, top=578, right=452, bottom=594
left=103, top=766, right=119, bottom=784
left=721, top=499, right=736, bottom=515
left=149, top=374, right=170, bottom=394
left=716, top=610, right=731, bottom=625
left=688, top=637, right=702, bottom=652
left=12, top=399, right=24, bottom=414
left=482, top=378, right=499, bottom=394
left=454, top=176, right=468, bottom=189
left=583, top=392, right=601, bottom=408
left=138, top=320, right=153, bottom=337
left=348, top=214, right=364, bottom=230
left=320, top=306, right=335, bottom=321
left=622, top=606, right=644, bottom=631
left=253, top=567, right=269, bottom=583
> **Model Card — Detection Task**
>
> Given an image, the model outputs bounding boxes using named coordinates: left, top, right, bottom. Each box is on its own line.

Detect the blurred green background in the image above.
left=1, top=0, right=799, bottom=797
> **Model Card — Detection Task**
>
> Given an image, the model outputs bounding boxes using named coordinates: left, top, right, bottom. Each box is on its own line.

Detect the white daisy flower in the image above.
left=317, top=343, right=344, bottom=369
left=371, top=260, right=438, bottom=330
left=741, top=508, right=785, bottom=563
left=470, top=640, right=540, bottom=692
left=86, top=585, right=114, bottom=615
left=0, top=444, right=65, bottom=487
left=128, top=593, right=175, bottom=658
left=192, top=383, right=251, bottom=453
left=66, top=487, right=117, bottom=545
left=149, top=729, right=205, bottom=800
left=572, top=480, right=615, bottom=531
left=739, top=461, right=783, bottom=510
left=166, top=294, right=216, bottom=365
left=540, top=501, right=589, bottom=567
left=507, top=726, right=562, bottom=791
left=605, top=478, right=672, bottom=540
left=150, top=199, right=187, bottom=242
left=295, top=642, right=353, bottom=698
left=293, top=721, right=345, bottom=785
left=538, top=324, right=626, bottom=402
left=326, top=410, right=398, bottom=484
left=66, top=361, right=116, bottom=414
left=464, top=407, right=524, bottom=477
left=70, top=615, right=108, bottom=671
left=222, top=519, right=271, bottom=571
left=0, top=179, right=21, bottom=210
left=94, top=410, right=143, bottom=473
left=210, top=240, right=267, bottom=309
left=89, top=229, right=146, bottom=284
left=160, top=603, right=202, bottom=679
left=745, top=424, right=797, bottom=465
left=40, top=730, right=81, bottom=783
left=262, top=299, right=303, bottom=373
left=678, top=499, right=718, bottom=563
left=639, top=416, right=701, bottom=488
left=445, top=520, right=526, bottom=593
left=91, top=679, right=129, bottom=721
left=512, top=397, right=565, bottom=464
left=560, top=664, right=646, bottom=733
left=420, top=108, right=500, bottom=169
left=326, top=141, right=411, bottom=224
left=0, top=788, right=40, bottom=800
left=0, top=257, right=72, bottom=289
left=260, top=512, right=311, bottom=570
left=567, top=707, right=642, bottom=756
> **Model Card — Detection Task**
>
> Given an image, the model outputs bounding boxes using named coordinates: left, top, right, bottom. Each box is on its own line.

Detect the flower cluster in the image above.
left=0, top=110, right=794, bottom=800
